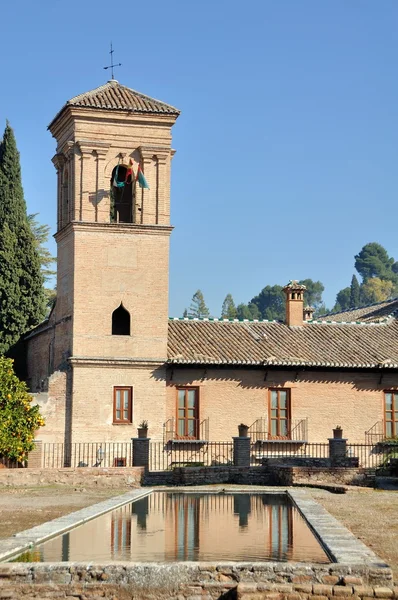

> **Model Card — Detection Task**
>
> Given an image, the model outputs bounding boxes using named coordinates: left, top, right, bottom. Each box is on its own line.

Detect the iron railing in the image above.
left=249, top=418, right=308, bottom=442
left=250, top=441, right=328, bottom=466
left=365, top=421, right=385, bottom=445
left=163, top=417, right=210, bottom=443
left=42, top=442, right=133, bottom=468
left=149, top=440, right=233, bottom=471
left=346, top=443, right=398, bottom=470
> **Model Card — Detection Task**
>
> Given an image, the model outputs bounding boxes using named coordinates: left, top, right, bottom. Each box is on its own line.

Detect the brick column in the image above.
left=328, top=438, right=347, bottom=466
left=233, top=436, right=251, bottom=467
left=132, top=438, right=150, bottom=471
left=27, top=441, right=43, bottom=469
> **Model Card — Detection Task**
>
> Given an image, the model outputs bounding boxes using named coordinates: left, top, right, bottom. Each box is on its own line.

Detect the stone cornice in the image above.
left=69, top=356, right=167, bottom=369
left=49, top=105, right=178, bottom=138
left=54, top=221, right=173, bottom=242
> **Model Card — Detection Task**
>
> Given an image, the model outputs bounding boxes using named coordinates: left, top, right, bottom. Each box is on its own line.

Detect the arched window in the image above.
left=110, top=164, right=134, bottom=223
left=112, top=304, right=131, bottom=335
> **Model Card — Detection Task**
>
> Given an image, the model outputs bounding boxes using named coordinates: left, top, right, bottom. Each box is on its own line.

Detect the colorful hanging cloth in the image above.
left=112, top=165, right=125, bottom=188
left=136, top=164, right=150, bottom=189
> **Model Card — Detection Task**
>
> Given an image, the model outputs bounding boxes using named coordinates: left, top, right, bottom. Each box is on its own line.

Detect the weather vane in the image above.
left=103, top=42, right=121, bottom=80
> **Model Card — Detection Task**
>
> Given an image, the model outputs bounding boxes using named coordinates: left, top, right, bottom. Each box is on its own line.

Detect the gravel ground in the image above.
left=0, top=485, right=129, bottom=539
left=0, top=484, right=396, bottom=582
left=307, top=487, right=398, bottom=581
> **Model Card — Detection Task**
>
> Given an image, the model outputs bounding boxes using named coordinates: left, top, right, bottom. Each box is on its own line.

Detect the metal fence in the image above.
left=346, top=443, right=398, bottom=470
left=149, top=441, right=233, bottom=471
left=42, top=442, right=133, bottom=468
left=250, top=442, right=329, bottom=466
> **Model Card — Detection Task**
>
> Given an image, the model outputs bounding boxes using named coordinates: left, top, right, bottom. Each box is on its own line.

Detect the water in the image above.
left=13, top=492, right=329, bottom=563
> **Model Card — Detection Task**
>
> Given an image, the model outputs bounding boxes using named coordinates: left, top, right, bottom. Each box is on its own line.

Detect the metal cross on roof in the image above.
left=103, top=42, right=122, bottom=80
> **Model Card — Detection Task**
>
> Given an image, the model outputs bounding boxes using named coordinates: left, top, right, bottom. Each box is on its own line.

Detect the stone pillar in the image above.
left=233, top=436, right=251, bottom=467
left=328, top=438, right=347, bottom=466
left=27, top=441, right=43, bottom=469
left=132, top=437, right=150, bottom=471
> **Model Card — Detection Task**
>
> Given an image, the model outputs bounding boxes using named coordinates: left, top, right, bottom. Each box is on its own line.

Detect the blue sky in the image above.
left=1, top=0, right=397, bottom=316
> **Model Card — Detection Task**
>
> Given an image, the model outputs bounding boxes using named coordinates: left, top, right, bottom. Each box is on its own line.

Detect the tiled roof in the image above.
left=167, top=316, right=398, bottom=369
left=319, top=298, right=398, bottom=324
left=49, top=80, right=180, bottom=127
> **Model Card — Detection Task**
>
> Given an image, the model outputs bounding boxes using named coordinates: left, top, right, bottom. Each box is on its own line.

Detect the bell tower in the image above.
left=48, top=80, right=180, bottom=442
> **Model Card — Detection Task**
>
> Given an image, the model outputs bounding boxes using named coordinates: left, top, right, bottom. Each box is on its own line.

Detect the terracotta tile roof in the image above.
left=167, top=316, right=398, bottom=369
left=319, top=298, right=398, bottom=323
left=49, top=80, right=180, bottom=127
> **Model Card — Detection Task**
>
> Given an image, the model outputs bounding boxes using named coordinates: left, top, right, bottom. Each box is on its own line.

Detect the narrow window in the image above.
left=269, top=389, right=291, bottom=439
left=113, top=387, right=133, bottom=424
left=112, top=304, right=130, bottom=335
left=177, top=387, right=199, bottom=439
left=110, top=164, right=134, bottom=223
left=384, top=391, right=398, bottom=438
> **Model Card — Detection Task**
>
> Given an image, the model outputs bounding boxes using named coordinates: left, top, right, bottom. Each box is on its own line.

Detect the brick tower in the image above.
left=40, top=80, right=179, bottom=444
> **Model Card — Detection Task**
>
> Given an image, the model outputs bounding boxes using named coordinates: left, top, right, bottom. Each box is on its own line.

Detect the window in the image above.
left=112, top=304, right=130, bottom=335
left=269, top=389, right=291, bottom=439
left=384, top=391, right=398, bottom=438
left=111, top=506, right=132, bottom=555
left=177, top=388, right=199, bottom=439
left=113, top=387, right=132, bottom=424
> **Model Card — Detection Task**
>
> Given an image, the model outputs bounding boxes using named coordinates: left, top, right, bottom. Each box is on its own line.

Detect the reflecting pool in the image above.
left=13, top=492, right=329, bottom=563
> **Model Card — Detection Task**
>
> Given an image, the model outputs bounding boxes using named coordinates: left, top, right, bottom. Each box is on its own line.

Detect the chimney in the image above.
left=282, top=280, right=306, bottom=327
left=303, top=306, right=315, bottom=322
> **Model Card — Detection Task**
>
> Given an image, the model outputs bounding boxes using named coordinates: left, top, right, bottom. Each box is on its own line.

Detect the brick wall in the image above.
left=166, top=369, right=397, bottom=443
left=0, top=467, right=143, bottom=488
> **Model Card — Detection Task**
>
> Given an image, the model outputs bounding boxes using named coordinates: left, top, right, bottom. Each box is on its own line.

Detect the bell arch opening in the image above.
left=110, top=164, right=135, bottom=223
left=112, top=304, right=131, bottom=336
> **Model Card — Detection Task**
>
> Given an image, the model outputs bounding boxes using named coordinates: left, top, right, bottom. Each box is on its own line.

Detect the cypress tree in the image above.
left=349, top=274, right=360, bottom=308
left=0, top=123, right=45, bottom=354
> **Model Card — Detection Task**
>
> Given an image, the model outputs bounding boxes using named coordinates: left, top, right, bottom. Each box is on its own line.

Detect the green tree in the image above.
left=0, top=124, right=46, bottom=354
left=188, top=290, right=210, bottom=318
left=0, top=356, right=45, bottom=463
left=250, top=285, right=285, bottom=321
left=299, top=279, right=324, bottom=310
left=221, top=293, right=237, bottom=319
left=349, top=275, right=361, bottom=308
left=355, top=242, right=397, bottom=283
left=335, top=287, right=351, bottom=312
left=360, top=278, right=394, bottom=305
left=236, top=303, right=260, bottom=320
left=28, top=214, right=56, bottom=312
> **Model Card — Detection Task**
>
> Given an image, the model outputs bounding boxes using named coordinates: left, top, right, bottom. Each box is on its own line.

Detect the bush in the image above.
left=0, top=356, right=45, bottom=462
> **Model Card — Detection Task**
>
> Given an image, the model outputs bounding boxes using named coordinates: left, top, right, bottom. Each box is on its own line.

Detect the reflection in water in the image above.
left=12, top=493, right=329, bottom=563
left=233, top=494, right=251, bottom=528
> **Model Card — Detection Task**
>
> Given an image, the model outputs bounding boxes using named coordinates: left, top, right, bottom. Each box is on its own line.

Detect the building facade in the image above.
left=26, top=81, right=398, bottom=450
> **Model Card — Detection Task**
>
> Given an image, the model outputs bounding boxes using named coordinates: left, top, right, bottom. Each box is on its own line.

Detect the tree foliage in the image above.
left=360, top=278, right=394, bottom=305
left=355, top=242, right=397, bottom=284
left=349, top=275, right=360, bottom=308
left=221, top=293, right=237, bottom=319
left=28, top=213, right=56, bottom=311
left=249, top=285, right=285, bottom=320
left=333, top=243, right=397, bottom=312
left=188, top=290, right=210, bottom=318
left=299, top=279, right=324, bottom=310
left=0, top=124, right=46, bottom=354
left=0, top=357, right=45, bottom=462
left=335, top=287, right=351, bottom=312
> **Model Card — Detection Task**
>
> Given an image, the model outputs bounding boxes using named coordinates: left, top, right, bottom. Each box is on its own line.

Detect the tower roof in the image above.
left=49, top=80, right=180, bottom=128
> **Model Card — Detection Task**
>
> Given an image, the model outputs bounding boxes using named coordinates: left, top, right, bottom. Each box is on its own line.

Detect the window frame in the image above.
left=268, top=388, right=291, bottom=440
left=113, top=386, right=133, bottom=424
left=175, top=387, right=200, bottom=440
left=384, top=390, right=398, bottom=438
